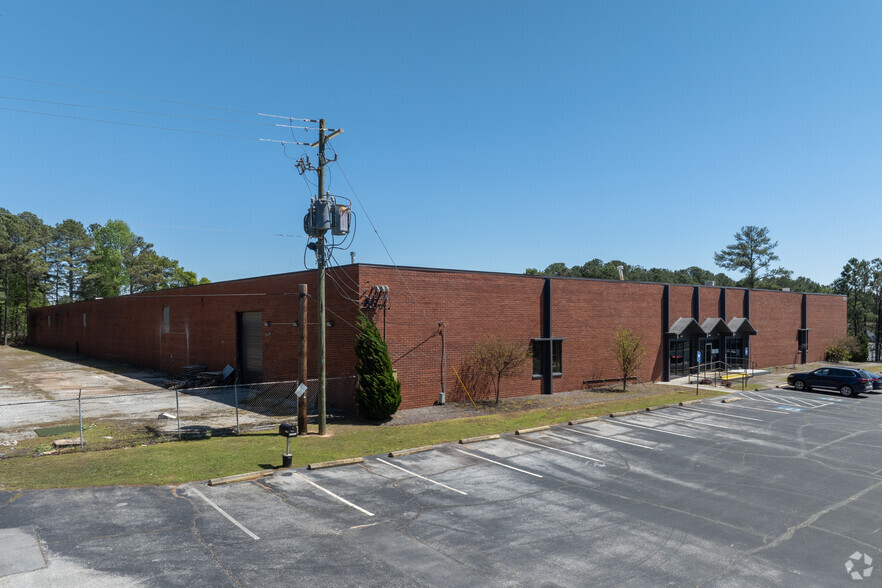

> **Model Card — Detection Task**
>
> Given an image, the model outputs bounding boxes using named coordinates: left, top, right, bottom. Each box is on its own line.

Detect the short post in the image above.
left=78, top=389, right=84, bottom=449
left=175, top=389, right=181, bottom=440
left=233, top=374, right=240, bottom=434
left=279, top=422, right=297, bottom=467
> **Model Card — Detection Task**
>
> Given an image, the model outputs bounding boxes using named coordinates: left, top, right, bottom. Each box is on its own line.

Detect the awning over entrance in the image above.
left=728, top=317, right=758, bottom=335
left=668, top=317, right=705, bottom=337
left=701, top=318, right=733, bottom=336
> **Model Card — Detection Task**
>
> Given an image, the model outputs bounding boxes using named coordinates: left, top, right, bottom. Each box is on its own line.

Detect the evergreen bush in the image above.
left=354, top=313, right=401, bottom=421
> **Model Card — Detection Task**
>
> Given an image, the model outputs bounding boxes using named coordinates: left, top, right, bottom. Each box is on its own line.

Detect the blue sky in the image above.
left=2, top=1, right=880, bottom=286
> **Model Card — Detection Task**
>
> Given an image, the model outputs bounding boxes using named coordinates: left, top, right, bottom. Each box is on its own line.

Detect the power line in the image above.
left=130, top=223, right=304, bottom=238
left=332, top=157, right=435, bottom=327
left=0, top=105, right=310, bottom=144
left=0, top=94, right=319, bottom=129
left=0, top=74, right=314, bottom=121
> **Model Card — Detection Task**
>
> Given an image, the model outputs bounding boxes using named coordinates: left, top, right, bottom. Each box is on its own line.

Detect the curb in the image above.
left=388, top=445, right=436, bottom=458
left=307, top=457, right=364, bottom=470
left=645, top=404, right=674, bottom=411
left=569, top=416, right=599, bottom=425
left=515, top=425, right=550, bottom=435
left=459, top=434, right=500, bottom=444
left=679, top=400, right=702, bottom=406
left=609, top=410, right=638, bottom=418
left=208, top=470, right=274, bottom=486
left=721, top=397, right=742, bottom=403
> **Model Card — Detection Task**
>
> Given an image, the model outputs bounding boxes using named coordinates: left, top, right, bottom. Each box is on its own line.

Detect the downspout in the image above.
left=662, top=285, right=670, bottom=382
left=438, top=322, right=446, bottom=405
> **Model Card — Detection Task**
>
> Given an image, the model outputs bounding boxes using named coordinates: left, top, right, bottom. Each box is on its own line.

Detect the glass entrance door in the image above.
left=698, top=337, right=721, bottom=366
left=670, top=339, right=691, bottom=377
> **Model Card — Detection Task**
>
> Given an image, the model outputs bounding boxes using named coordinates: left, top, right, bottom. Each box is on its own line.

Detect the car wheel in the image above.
left=793, top=380, right=807, bottom=391
left=839, top=385, right=855, bottom=398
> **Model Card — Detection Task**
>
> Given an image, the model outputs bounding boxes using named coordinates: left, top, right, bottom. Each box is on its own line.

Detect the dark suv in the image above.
left=786, top=367, right=871, bottom=397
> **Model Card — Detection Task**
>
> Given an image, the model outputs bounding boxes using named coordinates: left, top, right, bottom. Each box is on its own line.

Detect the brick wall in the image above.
left=28, top=265, right=847, bottom=410
left=807, top=293, right=848, bottom=362
left=750, top=290, right=804, bottom=367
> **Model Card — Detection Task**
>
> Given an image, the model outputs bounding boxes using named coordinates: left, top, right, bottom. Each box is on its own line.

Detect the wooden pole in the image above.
left=298, top=283, right=308, bottom=435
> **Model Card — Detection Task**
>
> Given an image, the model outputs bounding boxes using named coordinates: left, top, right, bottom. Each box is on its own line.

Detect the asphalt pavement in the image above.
left=3, top=386, right=882, bottom=586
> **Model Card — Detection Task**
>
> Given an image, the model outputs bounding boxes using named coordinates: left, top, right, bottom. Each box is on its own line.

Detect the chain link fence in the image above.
left=0, top=376, right=357, bottom=459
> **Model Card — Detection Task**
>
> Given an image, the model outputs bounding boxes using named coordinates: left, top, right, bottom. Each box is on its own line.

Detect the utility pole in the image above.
left=299, top=118, right=344, bottom=436
left=316, top=119, right=328, bottom=436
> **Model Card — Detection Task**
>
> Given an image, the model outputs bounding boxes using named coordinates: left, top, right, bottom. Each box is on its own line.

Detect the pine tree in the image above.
left=354, top=313, right=401, bottom=420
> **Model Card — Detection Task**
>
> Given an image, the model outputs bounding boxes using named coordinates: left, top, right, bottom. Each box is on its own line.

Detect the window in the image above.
left=82, top=313, right=87, bottom=327
left=162, top=307, right=170, bottom=333
left=532, top=339, right=562, bottom=377
left=798, top=328, right=809, bottom=351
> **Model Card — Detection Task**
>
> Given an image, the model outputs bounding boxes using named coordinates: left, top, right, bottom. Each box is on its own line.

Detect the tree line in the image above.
left=0, top=209, right=208, bottom=343
left=527, top=225, right=882, bottom=359
left=526, top=225, right=829, bottom=292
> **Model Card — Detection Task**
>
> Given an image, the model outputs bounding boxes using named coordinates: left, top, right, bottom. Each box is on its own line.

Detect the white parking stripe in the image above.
left=642, top=412, right=737, bottom=430
left=611, top=419, right=697, bottom=438
left=293, top=473, right=375, bottom=517
left=724, top=403, right=794, bottom=414
left=677, top=406, right=763, bottom=421
left=375, top=458, right=467, bottom=495
left=564, top=426, right=655, bottom=449
left=190, top=487, right=260, bottom=540
left=748, top=391, right=833, bottom=409
left=453, top=447, right=544, bottom=478
left=749, top=391, right=818, bottom=407
left=512, top=436, right=604, bottom=462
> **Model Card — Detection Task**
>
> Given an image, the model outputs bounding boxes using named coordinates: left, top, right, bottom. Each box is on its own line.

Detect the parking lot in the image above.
left=3, top=386, right=882, bottom=586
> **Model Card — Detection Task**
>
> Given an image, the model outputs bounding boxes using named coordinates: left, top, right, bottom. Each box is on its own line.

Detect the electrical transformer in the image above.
left=304, top=198, right=350, bottom=238
left=332, top=204, right=350, bottom=236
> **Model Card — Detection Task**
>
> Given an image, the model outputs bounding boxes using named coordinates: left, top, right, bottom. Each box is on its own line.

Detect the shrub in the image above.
left=825, top=342, right=848, bottom=362
left=354, top=313, right=401, bottom=421
left=470, top=338, right=531, bottom=403
left=826, top=335, right=869, bottom=363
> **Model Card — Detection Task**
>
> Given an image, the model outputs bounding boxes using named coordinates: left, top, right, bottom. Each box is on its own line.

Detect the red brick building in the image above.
left=27, top=264, right=847, bottom=410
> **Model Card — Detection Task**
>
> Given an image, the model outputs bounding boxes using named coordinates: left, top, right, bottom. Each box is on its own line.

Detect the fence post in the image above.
left=234, top=374, right=240, bottom=434
left=175, top=388, right=181, bottom=440
left=78, top=389, right=84, bottom=449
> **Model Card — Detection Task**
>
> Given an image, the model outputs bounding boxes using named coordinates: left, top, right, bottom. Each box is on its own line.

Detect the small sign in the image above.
left=697, top=351, right=702, bottom=363
left=745, top=346, right=749, bottom=356
left=295, top=383, right=308, bottom=398
left=712, top=348, right=719, bottom=354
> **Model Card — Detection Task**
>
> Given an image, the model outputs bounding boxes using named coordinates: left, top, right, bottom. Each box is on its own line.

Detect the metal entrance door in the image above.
left=237, top=311, right=263, bottom=383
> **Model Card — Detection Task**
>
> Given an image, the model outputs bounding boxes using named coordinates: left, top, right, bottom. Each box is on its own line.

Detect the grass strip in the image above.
left=0, top=388, right=720, bottom=490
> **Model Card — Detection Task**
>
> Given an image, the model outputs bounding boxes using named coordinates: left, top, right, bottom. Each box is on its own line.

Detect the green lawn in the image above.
left=0, top=388, right=722, bottom=490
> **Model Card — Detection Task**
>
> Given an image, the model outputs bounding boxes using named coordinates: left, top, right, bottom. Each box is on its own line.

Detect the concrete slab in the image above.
left=0, top=527, right=45, bottom=578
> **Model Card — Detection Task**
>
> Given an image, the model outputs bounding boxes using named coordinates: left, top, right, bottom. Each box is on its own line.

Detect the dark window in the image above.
left=532, top=339, right=562, bottom=377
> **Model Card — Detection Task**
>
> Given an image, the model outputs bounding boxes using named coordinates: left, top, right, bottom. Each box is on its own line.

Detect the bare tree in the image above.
left=471, top=338, right=531, bottom=403
left=611, top=327, right=645, bottom=392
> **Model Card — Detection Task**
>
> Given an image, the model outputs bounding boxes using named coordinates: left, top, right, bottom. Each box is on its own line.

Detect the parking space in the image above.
left=4, top=393, right=882, bottom=586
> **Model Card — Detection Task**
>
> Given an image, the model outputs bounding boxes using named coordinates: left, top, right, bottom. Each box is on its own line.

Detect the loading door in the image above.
left=237, top=311, right=263, bottom=383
